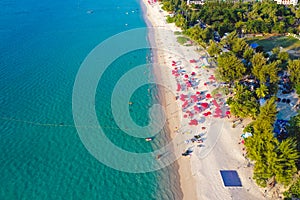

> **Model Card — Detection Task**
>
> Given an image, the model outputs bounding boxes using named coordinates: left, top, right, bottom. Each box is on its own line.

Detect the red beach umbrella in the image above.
left=226, top=111, right=231, bottom=115
left=196, top=91, right=201, bottom=95
left=201, top=102, right=209, bottom=108
left=184, top=74, right=189, bottom=78
left=206, top=94, right=212, bottom=98
left=191, top=72, right=196, bottom=76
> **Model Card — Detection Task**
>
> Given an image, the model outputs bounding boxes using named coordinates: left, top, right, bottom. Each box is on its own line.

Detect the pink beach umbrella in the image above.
left=176, top=84, right=181, bottom=92
left=182, top=100, right=189, bottom=108
left=194, top=105, right=201, bottom=112
left=180, top=94, right=187, bottom=101
left=215, top=108, right=222, bottom=114
left=191, top=72, right=196, bottom=76
left=189, top=119, right=198, bottom=126
left=209, top=75, right=215, bottom=80
left=212, top=99, right=219, bottom=107
left=183, top=114, right=188, bottom=118
left=191, top=95, right=198, bottom=102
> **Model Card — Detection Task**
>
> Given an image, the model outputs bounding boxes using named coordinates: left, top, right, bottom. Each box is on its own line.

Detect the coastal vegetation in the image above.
left=161, top=0, right=300, bottom=46
left=160, top=0, right=300, bottom=197
left=212, top=32, right=300, bottom=193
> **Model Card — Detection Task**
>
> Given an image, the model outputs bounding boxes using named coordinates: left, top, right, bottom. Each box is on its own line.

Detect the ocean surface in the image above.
left=0, top=0, right=181, bottom=199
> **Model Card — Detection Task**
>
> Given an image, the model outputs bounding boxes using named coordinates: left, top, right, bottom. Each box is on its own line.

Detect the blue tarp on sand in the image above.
left=220, top=170, right=242, bottom=187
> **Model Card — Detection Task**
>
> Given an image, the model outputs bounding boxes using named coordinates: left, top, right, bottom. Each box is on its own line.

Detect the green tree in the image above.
left=216, top=52, right=246, bottom=83
left=275, top=139, right=299, bottom=186
left=254, top=97, right=278, bottom=134
left=200, top=27, right=214, bottom=43
left=227, top=84, right=259, bottom=118
left=207, top=40, right=221, bottom=57
left=287, top=60, right=300, bottom=94
left=284, top=177, right=300, bottom=199
left=255, top=84, right=269, bottom=98
left=232, top=38, right=248, bottom=57
left=288, top=111, right=300, bottom=151
left=251, top=53, right=267, bottom=81
left=278, top=51, right=290, bottom=62
left=245, top=130, right=278, bottom=187
left=243, top=47, right=254, bottom=61
left=174, top=14, right=187, bottom=29
left=245, top=98, right=298, bottom=187
left=272, top=47, right=280, bottom=55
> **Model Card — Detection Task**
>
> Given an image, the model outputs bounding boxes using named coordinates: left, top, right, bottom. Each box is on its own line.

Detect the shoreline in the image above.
left=141, top=1, right=197, bottom=199
left=141, top=1, right=266, bottom=199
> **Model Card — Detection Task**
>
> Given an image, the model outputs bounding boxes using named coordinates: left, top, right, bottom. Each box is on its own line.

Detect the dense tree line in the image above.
left=244, top=98, right=299, bottom=187
left=161, top=0, right=300, bottom=45
left=161, top=0, right=300, bottom=195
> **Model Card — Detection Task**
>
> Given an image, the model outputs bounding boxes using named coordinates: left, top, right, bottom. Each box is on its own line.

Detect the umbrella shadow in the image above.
left=198, top=117, right=206, bottom=123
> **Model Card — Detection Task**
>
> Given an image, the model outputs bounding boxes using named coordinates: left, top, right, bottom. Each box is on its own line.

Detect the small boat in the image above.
left=87, top=10, right=94, bottom=14
left=145, top=138, right=152, bottom=141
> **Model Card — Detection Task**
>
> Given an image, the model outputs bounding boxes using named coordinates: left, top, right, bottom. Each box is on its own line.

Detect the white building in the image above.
left=274, top=0, right=298, bottom=5
left=187, top=0, right=205, bottom=5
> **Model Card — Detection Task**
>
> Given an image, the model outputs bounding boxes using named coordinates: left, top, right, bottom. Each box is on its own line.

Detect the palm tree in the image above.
left=255, top=84, right=269, bottom=98
left=275, top=139, right=299, bottom=186
left=251, top=53, right=267, bottom=82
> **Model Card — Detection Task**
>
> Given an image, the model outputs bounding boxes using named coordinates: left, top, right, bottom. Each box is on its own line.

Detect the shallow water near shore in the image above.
left=0, top=0, right=181, bottom=199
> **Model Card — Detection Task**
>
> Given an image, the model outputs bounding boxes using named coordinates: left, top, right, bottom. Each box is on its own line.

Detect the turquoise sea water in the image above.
left=0, top=0, right=181, bottom=199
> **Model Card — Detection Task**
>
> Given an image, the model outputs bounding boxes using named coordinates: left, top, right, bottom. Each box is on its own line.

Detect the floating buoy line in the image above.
left=0, top=116, right=137, bottom=130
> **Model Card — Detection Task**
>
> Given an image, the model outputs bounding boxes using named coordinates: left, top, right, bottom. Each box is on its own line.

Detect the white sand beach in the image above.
left=141, top=1, right=267, bottom=199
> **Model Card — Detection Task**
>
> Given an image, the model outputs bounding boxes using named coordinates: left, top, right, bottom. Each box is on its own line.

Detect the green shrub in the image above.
left=177, top=36, right=189, bottom=45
